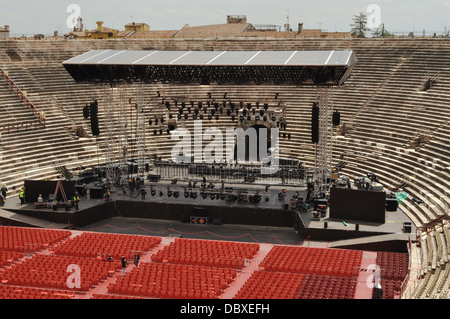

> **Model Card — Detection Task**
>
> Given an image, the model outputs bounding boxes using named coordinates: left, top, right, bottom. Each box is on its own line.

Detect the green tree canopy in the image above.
left=350, top=12, right=369, bottom=38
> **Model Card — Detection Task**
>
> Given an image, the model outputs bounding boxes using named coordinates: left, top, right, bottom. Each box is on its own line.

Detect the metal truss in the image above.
left=314, top=86, right=334, bottom=194
left=135, top=83, right=147, bottom=177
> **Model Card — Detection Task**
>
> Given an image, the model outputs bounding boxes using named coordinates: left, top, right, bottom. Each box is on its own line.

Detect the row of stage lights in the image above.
left=149, top=189, right=266, bottom=203
left=150, top=93, right=288, bottom=137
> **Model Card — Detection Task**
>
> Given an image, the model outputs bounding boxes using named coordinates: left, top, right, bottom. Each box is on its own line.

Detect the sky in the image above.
left=1, top=0, right=449, bottom=36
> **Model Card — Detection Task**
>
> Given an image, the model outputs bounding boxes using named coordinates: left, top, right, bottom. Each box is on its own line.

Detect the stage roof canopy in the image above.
left=63, top=49, right=357, bottom=86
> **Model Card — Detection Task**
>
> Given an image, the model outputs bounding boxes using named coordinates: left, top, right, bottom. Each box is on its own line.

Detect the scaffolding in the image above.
left=135, top=83, right=147, bottom=177
left=314, top=86, right=334, bottom=194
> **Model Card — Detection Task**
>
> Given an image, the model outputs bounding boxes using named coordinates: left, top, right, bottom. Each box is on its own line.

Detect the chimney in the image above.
left=96, top=21, right=104, bottom=31
left=298, top=23, right=303, bottom=34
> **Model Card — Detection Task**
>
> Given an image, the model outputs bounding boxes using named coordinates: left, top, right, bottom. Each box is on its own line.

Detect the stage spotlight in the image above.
left=202, top=193, right=208, bottom=200
left=263, top=116, right=267, bottom=122
left=208, top=115, right=213, bottom=121
left=232, top=115, right=236, bottom=121
left=215, top=115, right=219, bottom=121
left=247, top=103, right=252, bottom=110
left=153, top=130, right=157, bottom=136
left=199, top=115, right=204, bottom=120
left=260, top=110, right=265, bottom=117
left=181, top=102, right=186, bottom=108
left=177, top=115, right=182, bottom=120
left=165, top=102, right=171, bottom=109
left=184, top=192, right=189, bottom=198
left=239, top=115, right=244, bottom=121
left=247, top=115, right=251, bottom=121
left=179, top=108, right=183, bottom=115
left=167, top=191, right=173, bottom=198
left=155, top=119, right=159, bottom=125
left=243, top=109, right=247, bottom=116
left=161, top=118, right=165, bottom=124
left=255, top=115, right=260, bottom=121
left=159, top=129, right=163, bottom=135
left=264, top=103, right=269, bottom=111
left=227, top=109, right=231, bottom=116
left=184, top=114, right=188, bottom=120
left=151, top=190, right=156, bottom=197
left=149, top=119, right=153, bottom=125
left=159, top=191, right=164, bottom=197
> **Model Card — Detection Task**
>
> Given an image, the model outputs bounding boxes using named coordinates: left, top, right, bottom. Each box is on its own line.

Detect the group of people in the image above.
left=128, top=177, right=145, bottom=193
left=96, top=252, right=141, bottom=276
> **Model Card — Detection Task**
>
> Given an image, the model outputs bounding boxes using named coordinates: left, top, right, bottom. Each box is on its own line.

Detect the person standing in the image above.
left=141, top=188, right=147, bottom=200
left=134, top=252, right=140, bottom=267
left=121, top=256, right=128, bottom=276
left=1, top=184, right=7, bottom=199
left=19, top=188, right=25, bottom=205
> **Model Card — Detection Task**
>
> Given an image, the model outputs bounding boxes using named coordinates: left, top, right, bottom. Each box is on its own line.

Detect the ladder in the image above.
left=54, top=181, right=68, bottom=203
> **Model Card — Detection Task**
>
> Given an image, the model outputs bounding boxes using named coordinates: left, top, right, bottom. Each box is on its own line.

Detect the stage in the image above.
left=0, top=180, right=416, bottom=253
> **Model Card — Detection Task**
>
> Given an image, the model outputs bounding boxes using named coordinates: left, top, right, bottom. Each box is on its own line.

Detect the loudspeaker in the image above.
left=332, top=110, right=341, bottom=126
left=386, top=198, right=398, bottom=211
left=90, top=101, right=100, bottom=136
left=312, top=103, right=319, bottom=143
left=403, top=222, right=412, bottom=233
left=83, top=104, right=90, bottom=119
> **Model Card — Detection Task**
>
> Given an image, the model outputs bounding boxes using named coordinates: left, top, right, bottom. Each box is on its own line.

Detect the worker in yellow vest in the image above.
left=19, top=188, right=25, bottom=205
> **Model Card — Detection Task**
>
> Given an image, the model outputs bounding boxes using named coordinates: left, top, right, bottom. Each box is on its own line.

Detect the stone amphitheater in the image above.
left=0, top=37, right=449, bottom=299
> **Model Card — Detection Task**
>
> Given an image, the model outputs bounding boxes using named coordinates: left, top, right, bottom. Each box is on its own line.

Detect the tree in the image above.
left=372, top=24, right=394, bottom=38
left=350, top=12, right=369, bottom=38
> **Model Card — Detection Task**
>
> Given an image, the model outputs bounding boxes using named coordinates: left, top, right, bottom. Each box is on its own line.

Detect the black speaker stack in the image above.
left=312, top=102, right=319, bottom=144
left=90, top=100, right=100, bottom=136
